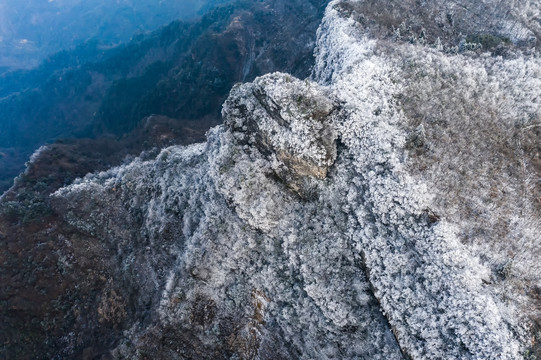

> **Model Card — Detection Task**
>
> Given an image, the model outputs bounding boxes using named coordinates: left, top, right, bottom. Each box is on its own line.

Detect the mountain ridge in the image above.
left=1, top=0, right=540, bottom=358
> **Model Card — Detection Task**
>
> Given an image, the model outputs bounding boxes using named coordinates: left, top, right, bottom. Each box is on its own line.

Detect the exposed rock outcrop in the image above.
left=222, top=73, right=338, bottom=195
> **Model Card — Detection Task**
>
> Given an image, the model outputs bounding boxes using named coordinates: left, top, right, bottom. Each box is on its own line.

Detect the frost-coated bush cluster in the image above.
left=396, top=46, right=541, bottom=318
left=51, top=0, right=540, bottom=358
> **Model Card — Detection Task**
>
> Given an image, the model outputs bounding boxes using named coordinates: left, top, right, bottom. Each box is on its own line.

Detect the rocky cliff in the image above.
left=2, top=0, right=541, bottom=359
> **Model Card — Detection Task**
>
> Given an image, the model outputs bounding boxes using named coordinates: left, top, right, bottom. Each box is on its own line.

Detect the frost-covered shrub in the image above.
left=392, top=36, right=541, bottom=324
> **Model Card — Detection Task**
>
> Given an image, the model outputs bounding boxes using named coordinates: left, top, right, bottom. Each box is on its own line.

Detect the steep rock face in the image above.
left=222, top=74, right=338, bottom=195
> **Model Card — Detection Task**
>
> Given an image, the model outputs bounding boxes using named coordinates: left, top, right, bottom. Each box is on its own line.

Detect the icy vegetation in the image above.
left=50, top=0, right=541, bottom=358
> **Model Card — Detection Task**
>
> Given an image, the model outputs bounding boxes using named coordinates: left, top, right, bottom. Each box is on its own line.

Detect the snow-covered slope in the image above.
left=50, top=0, right=541, bottom=358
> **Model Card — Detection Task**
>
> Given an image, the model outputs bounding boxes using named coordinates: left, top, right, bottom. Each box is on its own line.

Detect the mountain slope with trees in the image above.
left=0, top=0, right=329, bottom=192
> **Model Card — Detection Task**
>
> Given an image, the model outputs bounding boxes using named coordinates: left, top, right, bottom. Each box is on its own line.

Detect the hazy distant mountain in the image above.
left=0, top=0, right=228, bottom=71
